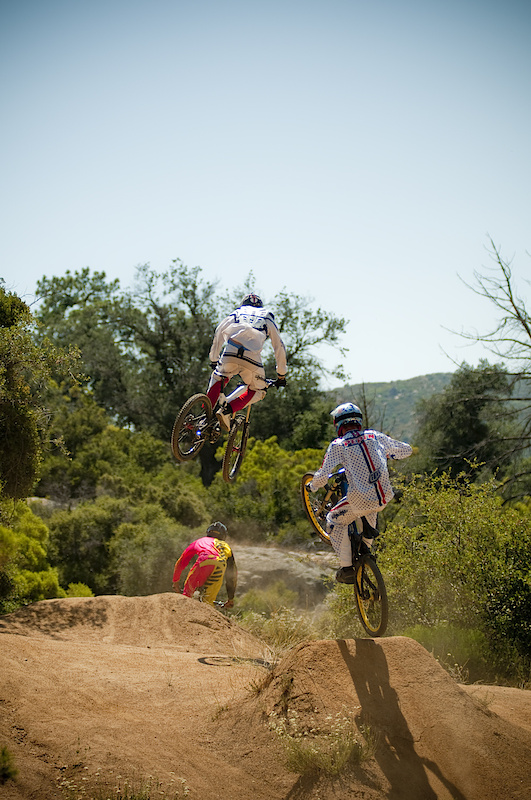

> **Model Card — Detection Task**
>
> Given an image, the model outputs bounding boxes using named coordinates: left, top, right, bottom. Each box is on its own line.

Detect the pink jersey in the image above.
left=172, top=537, right=232, bottom=583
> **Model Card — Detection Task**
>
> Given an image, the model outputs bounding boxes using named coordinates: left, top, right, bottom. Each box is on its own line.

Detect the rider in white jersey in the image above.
left=309, top=403, right=412, bottom=584
left=207, top=293, right=287, bottom=430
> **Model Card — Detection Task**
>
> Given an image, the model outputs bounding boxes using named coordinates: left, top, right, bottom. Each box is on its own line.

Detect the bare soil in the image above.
left=1, top=593, right=530, bottom=800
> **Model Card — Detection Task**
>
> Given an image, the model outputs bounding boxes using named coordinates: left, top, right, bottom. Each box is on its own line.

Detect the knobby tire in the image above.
left=354, top=556, right=388, bottom=637
left=171, top=393, right=212, bottom=462
left=222, top=416, right=249, bottom=483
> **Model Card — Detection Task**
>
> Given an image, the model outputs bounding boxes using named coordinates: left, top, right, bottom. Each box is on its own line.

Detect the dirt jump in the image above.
left=1, top=593, right=530, bottom=800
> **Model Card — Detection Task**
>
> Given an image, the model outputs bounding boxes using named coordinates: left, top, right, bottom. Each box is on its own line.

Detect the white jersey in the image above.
left=209, top=304, right=287, bottom=376
left=310, top=429, right=412, bottom=513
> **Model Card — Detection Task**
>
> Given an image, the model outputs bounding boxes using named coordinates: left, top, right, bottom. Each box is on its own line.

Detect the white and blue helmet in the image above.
left=331, top=403, right=363, bottom=435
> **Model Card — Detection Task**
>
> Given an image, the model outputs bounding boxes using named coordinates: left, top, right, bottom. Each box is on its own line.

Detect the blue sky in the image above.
left=1, top=0, right=530, bottom=386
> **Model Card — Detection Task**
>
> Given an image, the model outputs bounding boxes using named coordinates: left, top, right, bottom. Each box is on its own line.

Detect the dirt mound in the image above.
left=213, top=637, right=531, bottom=800
left=0, top=592, right=264, bottom=653
left=1, top=595, right=531, bottom=800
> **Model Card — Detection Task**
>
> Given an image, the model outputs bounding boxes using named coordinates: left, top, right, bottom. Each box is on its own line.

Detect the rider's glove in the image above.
left=210, top=362, right=217, bottom=371
left=275, top=376, right=287, bottom=388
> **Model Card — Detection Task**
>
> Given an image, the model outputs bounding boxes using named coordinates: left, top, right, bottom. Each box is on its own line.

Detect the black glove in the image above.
left=210, top=362, right=217, bottom=371
left=275, top=376, right=287, bottom=388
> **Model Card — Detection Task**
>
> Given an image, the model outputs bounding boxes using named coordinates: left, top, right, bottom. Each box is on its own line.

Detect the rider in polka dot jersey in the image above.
left=309, top=403, right=412, bottom=584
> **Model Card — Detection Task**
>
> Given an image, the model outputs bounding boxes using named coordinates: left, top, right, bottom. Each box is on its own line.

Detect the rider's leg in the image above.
left=227, top=387, right=257, bottom=412
left=360, top=512, right=379, bottom=553
left=206, top=375, right=229, bottom=407
left=206, top=368, right=231, bottom=406
left=182, top=557, right=217, bottom=597
left=327, top=498, right=357, bottom=567
left=201, top=558, right=227, bottom=605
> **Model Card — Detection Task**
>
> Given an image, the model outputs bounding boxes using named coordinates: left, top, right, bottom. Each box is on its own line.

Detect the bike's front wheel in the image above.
left=171, top=394, right=213, bottom=461
left=300, top=472, right=336, bottom=545
left=222, top=416, right=249, bottom=483
left=354, top=556, right=388, bottom=637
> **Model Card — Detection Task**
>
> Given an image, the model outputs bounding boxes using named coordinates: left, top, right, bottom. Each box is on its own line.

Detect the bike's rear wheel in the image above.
left=222, top=416, right=249, bottom=483
left=354, top=556, right=388, bottom=637
left=301, top=472, right=340, bottom=545
left=171, top=394, right=213, bottom=461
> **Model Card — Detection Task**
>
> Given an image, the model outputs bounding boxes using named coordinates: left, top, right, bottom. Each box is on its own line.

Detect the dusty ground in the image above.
left=1, top=593, right=530, bottom=800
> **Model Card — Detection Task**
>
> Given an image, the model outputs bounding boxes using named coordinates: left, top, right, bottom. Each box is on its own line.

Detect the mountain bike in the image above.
left=171, top=379, right=277, bottom=484
left=300, top=470, right=388, bottom=637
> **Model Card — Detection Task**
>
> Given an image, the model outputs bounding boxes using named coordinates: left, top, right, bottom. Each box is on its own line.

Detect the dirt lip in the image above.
left=1, top=593, right=530, bottom=800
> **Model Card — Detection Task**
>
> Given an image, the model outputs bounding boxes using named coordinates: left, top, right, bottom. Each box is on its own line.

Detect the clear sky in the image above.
left=1, top=0, right=530, bottom=387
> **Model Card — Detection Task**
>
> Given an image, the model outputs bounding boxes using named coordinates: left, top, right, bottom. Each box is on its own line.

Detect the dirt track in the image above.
left=1, top=593, right=530, bottom=800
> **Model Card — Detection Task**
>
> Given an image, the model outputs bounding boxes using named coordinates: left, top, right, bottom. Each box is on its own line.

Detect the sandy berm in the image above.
left=1, top=593, right=530, bottom=799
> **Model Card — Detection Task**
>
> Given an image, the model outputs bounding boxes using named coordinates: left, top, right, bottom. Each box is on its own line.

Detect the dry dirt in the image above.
left=1, top=593, right=530, bottom=800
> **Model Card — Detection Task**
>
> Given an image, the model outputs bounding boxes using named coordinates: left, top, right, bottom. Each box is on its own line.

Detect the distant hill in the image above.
left=326, top=372, right=453, bottom=442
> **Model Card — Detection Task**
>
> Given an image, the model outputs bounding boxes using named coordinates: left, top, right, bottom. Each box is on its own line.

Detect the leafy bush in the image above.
left=0, top=746, right=18, bottom=784
left=0, top=502, right=65, bottom=612
left=110, top=515, right=191, bottom=596
left=209, top=437, right=325, bottom=541
left=377, top=474, right=530, bottom=683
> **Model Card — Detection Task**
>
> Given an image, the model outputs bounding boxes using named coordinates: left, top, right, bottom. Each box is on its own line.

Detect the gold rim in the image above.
left=301, top=473, right=331, bottom=544
left=355, top=560, right=386, bottom=635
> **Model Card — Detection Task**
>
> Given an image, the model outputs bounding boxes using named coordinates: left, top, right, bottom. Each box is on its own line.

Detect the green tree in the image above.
left=0, top=284, right=78, bottom=501
left=456, top=240, right=531, bottom=499
left=0, top=502, right=66, bottom=612
left=326, top=472, right=531, bottom=683
left=413, top=361, right=513, bottom=479
left=35, top=263, right=349, bottom=483
left=209, top=437, right=325, bottom=543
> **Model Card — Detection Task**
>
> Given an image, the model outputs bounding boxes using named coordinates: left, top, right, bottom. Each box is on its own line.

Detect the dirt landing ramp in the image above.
left=213, top=637, right=531, bottom=800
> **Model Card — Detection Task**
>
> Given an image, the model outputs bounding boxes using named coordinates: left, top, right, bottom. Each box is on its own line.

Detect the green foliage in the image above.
left=0, top=502, right=64, bottom=612
left=377, top=474, right=531, bottom=682
left=412, top=361, right=514, bottom=479
left=330, top=373, right=453, bottom=441
left=237, top=580, right=298, bottom=616
left=251, top=379, right=332, bottom=450
left=239, top=607, right=318, bottom=651
left=0, top=286, right=79, bottom=500
left=65, top=582, right=94, bottom=597
left=0, top=746, right=18, bottom=784
left=47, top=492, right=200, bottom=596
left=402, top=624, right=493, bottom=683
left=47, top=496, right=128, bottom=593
left=36, top=264, right=220, bottom=440
left=35, top=264, right=348, bottom=482
left=209, top=437, right=325, bottom=541
left=109, top=513, right=191, bottom=596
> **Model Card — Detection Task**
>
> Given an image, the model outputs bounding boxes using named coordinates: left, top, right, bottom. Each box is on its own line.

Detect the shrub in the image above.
left=268, top=709, right=373, bottom=776
left=0, top=746, right=18, bottom=784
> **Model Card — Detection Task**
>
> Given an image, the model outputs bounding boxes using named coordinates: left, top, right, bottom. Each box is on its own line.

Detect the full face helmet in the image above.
left=331, top=403, right=363, bottom=436
left=206, top=521, right=227, bottom=537
left=241, top=293, right=263, bottom=308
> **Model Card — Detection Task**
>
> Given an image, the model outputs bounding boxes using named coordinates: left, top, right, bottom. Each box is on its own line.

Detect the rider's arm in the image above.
left=382, top=434, right=413, bottom=461
left=265, top=317, right=288, bottom=379
left=309, top=442, right=342, bottom=492
left=208, top=316, right=232, bottom=363
left=172, top=541, right=199, bottom=584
